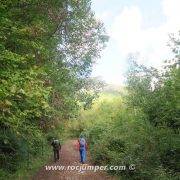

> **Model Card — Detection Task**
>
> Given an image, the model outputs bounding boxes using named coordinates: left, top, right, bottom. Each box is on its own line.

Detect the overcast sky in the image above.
left=91, top=0, right=180, bottom=85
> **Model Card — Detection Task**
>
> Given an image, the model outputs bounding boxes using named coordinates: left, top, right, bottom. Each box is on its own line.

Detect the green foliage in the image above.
left=0, top=142, right=51, bottom=180
left=126, top=56, right=180, bottom=129
left=0, top=0, right=108, bottom=177
left=69, top=93, right=179, bottom=179
left=68, top=33, right=180, bottom=179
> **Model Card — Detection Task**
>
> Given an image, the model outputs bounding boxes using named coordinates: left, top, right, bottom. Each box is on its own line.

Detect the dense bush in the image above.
left=68, top=31, right=179, bottom=180
left=68, top=52, right=180, bottom=179
left=69, top=84, right=179, bottom=179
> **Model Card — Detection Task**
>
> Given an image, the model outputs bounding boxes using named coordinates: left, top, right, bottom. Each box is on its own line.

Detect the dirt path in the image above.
left=33, top=140, right=117, bottom=180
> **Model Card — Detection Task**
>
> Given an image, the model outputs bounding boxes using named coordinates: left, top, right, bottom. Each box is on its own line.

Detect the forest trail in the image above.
left=32, top=140, right=117, bottom=180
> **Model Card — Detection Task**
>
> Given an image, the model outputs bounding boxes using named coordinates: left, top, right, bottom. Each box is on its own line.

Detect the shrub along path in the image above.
left=32, top=139, right=117, bottom=180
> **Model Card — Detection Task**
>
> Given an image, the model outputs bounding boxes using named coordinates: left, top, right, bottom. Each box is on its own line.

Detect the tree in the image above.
left=0, top=0, right=108, bottom=173
left=126, top=32, right=180, bottom=129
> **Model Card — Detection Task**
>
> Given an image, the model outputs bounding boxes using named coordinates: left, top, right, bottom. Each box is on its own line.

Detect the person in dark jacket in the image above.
left=51, top=138, right=61, bottom=162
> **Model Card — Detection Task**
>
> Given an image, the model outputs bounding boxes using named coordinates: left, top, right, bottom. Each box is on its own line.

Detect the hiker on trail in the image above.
left=78, top=135, right=87, bottom=164
left=51, top=138, right=61, bottom=162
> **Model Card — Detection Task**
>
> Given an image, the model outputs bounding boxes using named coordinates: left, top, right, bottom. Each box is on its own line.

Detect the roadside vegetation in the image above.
left=68, top=33, right=180, bottom=180
left=0, top=1, right=179, bottom=180
left=0, top=1, right=107, bottom=179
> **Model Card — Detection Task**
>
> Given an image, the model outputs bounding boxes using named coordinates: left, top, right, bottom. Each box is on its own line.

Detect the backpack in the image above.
left=79, top=138, right=86, bottom=148
left=53, top=139, right=59, bottom=149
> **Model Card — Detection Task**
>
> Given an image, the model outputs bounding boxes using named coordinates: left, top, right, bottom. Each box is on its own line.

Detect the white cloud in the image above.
left=95, top=11, right=113, bottom=23
left=91, top=0, right=180, bottom=85
left=162, top=0, right=180, bottom=32
left=163, top=0, right=180, bottom=21
left=110, top=0, right=180, bottom=67
left=110, top=6, right=143, bottom=54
